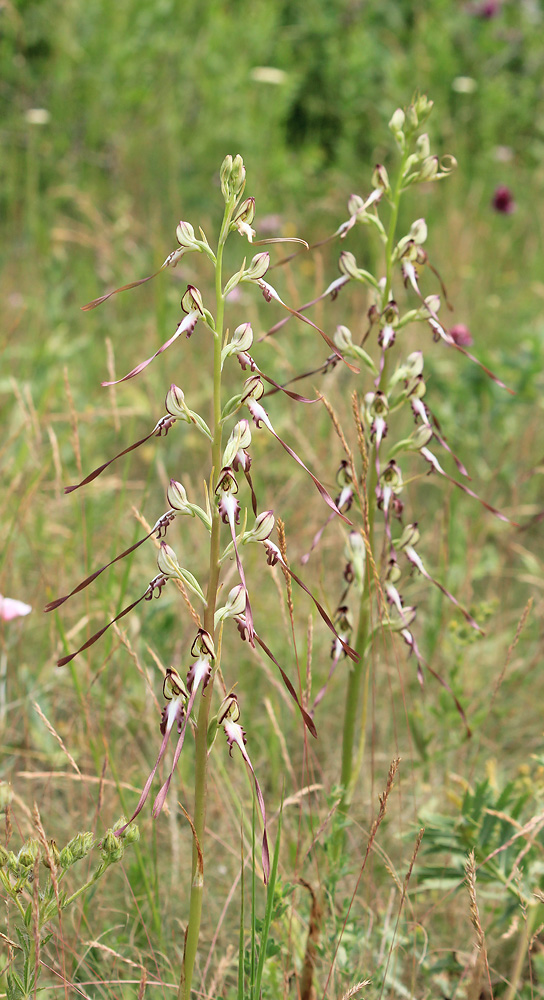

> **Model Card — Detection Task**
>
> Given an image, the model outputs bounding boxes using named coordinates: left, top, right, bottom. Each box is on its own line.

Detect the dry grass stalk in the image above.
left=323, top=758, right=401, bottom=999
left=465, top=848, right=493, bottom=1000
left=33, top=702, right=81, bottom=776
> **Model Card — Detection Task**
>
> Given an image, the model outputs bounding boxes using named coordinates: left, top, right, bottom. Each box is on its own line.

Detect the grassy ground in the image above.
left=2, top=1, right=544, bottom=997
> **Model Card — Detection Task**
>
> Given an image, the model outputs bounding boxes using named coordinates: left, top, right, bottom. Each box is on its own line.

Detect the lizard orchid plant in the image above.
left=47, top=153, right=358, bottom=999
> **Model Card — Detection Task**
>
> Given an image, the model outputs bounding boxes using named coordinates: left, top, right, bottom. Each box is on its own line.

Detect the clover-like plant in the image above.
left=1, top=809, right=139, bottom=1000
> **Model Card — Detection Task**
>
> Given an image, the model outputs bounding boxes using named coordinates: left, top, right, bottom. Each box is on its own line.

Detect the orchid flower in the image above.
left=153, top=647, right=213, bottom=817
left=216, top=467, right=255, bottom=645
left=219, top=694, right=270, bottom=883
left=243, top=380, right=352, bottom=525
left=116, top=667, right=189, bottom=834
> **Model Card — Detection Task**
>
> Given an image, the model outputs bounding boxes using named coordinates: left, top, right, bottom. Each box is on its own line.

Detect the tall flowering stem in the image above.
left=308, top=96, right=509, bottom=823
left=52, top=152, right=355, bottom=998
left=339, top=148, right=410, bottom=811
left=181, top=190, right=232, bottom=1000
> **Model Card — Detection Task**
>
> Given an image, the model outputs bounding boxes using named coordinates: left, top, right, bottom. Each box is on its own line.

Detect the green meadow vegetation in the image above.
left=2, top=1, right=544, bottom=997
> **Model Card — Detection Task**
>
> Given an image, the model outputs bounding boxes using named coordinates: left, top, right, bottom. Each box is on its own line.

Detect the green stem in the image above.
left=504, top=903, right=541, bottom=1000
left=180, top=201, right=233, bottom=1000
left=338, top=147, right=409, bottom=816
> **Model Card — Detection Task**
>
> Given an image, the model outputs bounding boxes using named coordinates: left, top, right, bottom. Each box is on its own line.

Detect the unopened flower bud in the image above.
left=244, top=252, right=270, bottom=280
left=176, top=220, right=197, bottom=248
left=410, top=218, right=427, bottom=245
left=42, top=839, right=61, bottom=869
left=347, top=193, right=365, bottom=216
left=233, top=197, right=255, bottom=225
left=220, top=155, right=234, bottom=199
left=334, top=325, right=353, bottom=351
left=231, top=322, right=253, bottom=352
left=18, top=840, right=40, bottom=869
left=409, top=425, right=434, bottom=450
left=121, top=822, right=139, bottom=844
left=372, top=163, right=390, bottom=192
left=59, top=845, right=74, bottom=868
left=414, top=94, right=433, bottom=124
left=338, top=251, right=360, bottom=279
left=0, top=845, right=9, bottom=868
left=157, top=542, right=182, bottom=579
left=386, top=559, right=402, bottom=584
left=415, top=133, right=430, bottom=159
left=181, top=284, right=205, bottom=316
left=405, top=103, right=418, bottom=131
left=241, top=375, right=265, bottom=402
left=230, top=155, right=246, bottom=196
left=101, top=829, right=124, bottom=862
left=167, top=479, right=192, bottom=515
left=419, top=156, right=438, bottom=181
left=396, top=522, right=421, bottom=550
left=165, top=383, right=189, bottom=420
left=389, top=108, right=405, bottom=135
left=247, top=510, right=275, bottom=542
left=69, top=831, right=94, bottom=861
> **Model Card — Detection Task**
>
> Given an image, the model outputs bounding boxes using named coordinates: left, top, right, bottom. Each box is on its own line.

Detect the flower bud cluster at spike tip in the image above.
left=220, top=154, right=246, bottom=202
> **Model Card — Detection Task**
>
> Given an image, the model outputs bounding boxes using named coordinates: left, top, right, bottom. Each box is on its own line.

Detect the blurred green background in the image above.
left=2, top=0, right=544, bottom=994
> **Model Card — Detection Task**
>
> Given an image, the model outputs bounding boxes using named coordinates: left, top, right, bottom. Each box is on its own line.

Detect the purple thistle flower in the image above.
left=492, top=186, right=515, bottom=214
left=448, top=323, right=473, bottom=347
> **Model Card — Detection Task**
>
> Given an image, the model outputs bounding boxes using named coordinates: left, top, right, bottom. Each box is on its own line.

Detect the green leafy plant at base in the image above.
left=0, top=804, right=139, bottom=1000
